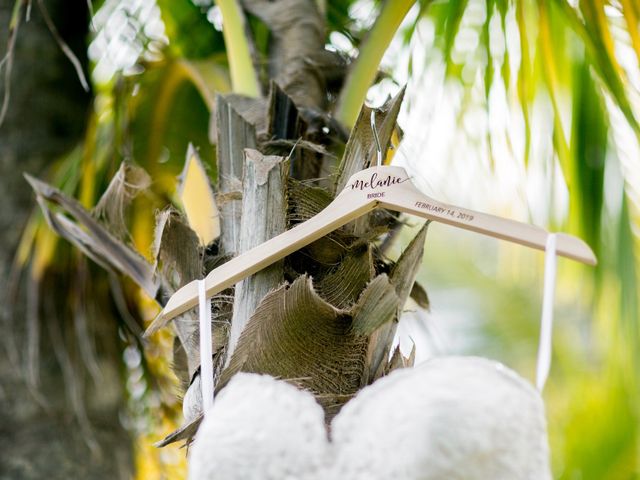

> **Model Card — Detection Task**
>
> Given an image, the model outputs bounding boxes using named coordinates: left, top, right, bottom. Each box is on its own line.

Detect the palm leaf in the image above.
left=178, top=145, right=221, bottom=246
left=26, top=174, right=159, bottom=298
left=335, top=0, right=418, bottom=127
left=554, top=0, right=640, bottom=136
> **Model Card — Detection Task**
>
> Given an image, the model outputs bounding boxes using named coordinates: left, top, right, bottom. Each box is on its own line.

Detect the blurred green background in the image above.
left=2, top=0, right=638, bottom=478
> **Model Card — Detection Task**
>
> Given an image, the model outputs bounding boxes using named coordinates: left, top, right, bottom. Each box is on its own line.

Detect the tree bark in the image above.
left=0, top=1, right=134, bottom=478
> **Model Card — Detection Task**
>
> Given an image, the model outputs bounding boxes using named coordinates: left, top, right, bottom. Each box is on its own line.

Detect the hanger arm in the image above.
left=145, top=193, right=376, bottom=336
left=382, top=186, right=596, bottom=265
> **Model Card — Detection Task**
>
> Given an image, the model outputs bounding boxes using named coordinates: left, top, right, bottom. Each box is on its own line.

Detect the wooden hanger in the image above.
left=145, top=165, right=596, bottom=337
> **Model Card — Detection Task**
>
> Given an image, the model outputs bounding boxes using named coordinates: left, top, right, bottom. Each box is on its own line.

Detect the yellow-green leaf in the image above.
left=178, top=145, right=221, bottom=246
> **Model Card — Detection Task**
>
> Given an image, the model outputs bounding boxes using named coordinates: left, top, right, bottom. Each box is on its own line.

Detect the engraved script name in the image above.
left=348, top=173, right=408, bottom=191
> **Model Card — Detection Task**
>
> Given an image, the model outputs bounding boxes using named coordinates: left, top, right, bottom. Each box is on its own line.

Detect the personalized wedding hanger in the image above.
left=145, top=115, right=596, bottom=338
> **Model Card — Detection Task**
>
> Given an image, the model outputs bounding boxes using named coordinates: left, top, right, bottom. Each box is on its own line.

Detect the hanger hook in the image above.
left=370, top=110, right=382, bottom=167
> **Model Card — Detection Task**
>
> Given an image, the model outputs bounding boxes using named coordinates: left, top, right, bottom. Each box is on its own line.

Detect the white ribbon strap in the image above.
left=198, top=279, right=214, bottom=413
left=536, top=233, right=558, bottom=392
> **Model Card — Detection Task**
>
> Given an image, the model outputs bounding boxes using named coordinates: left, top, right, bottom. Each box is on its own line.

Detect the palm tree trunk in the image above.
left=0, top=1, right=133, bottom=478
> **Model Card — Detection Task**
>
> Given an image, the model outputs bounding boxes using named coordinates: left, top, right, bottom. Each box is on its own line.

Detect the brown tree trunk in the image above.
left=0, top=1, right=134, bottom=478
